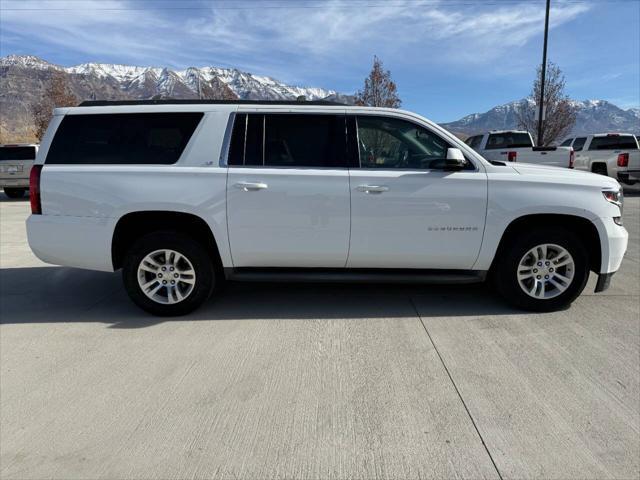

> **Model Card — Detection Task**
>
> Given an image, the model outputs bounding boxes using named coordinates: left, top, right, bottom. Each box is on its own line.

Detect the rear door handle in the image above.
left=357, top=185, right=389, bottom=194
left=234, top=181, right=268, bottom=191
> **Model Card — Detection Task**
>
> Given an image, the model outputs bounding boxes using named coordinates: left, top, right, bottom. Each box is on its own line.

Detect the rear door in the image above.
left=347, top=115, right=487, bottom=270
left=571, top=137, right=588, bottom=170
left=226, top=112, right=352, bottom=267
left=0, top=145, right=37, bottom=186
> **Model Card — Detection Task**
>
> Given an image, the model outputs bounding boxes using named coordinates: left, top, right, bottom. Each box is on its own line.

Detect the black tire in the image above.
left=3, top=188, right=26, bottom=198
left=592, top=163, right=608, bottom=176
left=123, top=231, right=215, bottom=316
left=493, top=228, right=590, bottom=312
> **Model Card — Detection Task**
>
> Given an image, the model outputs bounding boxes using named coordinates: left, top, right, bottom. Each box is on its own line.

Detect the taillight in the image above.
left=29, top=165, right=42, bottom=214
left=569, top=150, right=575, bottom=168
left=507, top=151, right=517, bottom=162
left=617, top=153, right=629, bottom=167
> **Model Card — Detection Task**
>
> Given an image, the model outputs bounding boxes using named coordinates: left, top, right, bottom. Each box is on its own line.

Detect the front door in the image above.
left=226, top=112, right=351, bottom=268
left=347, top=115, right=488, bottom=270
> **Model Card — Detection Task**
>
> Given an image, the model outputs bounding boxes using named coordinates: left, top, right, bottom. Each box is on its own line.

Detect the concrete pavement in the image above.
left=1, top=188, right=638, bottom=479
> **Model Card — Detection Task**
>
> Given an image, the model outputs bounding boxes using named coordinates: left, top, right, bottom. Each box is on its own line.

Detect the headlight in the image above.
left=603, top=189, right=623, bottom=213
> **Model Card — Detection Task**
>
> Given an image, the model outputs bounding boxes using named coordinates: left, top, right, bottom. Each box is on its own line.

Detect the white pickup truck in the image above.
left=560, top=133, right=640, bottom=185
left=27, top=100, right=627, bottom=316
left=465, top=130, right=573, bottom=168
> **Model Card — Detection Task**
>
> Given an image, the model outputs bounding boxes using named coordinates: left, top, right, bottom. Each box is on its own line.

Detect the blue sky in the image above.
left=1, top=0, right=638, bottom=122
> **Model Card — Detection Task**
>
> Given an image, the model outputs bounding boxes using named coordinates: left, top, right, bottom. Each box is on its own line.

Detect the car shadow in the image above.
left=0, top=266, right=528, bottom=328
left=623, top=184, right=640, bottom=197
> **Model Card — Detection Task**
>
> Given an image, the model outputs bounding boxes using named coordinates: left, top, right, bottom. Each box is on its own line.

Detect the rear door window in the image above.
left=560, top=138, right=573, bottom=147
left=46, top=113, right=203, bottom=165
left=485, top=132, right=532, bottom=150
left=588, top=135, right=639, bottom=150
left=228, top=113, right=347, bottom=168
left=572, top=137, right=587, bottom=151
left=0, top=146, right=36, bottom=161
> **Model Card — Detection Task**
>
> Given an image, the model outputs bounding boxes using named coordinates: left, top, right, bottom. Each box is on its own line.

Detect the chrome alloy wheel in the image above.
left=517, top=243, right=575, bottom=300
left=137, top=249, right=196, bottom=305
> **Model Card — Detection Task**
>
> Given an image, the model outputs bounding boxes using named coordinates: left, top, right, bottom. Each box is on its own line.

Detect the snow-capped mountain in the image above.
left=0, top=55, right=335, bottom=101
left=0, top=54, right=341, bottom=141
left=442, top=98, right=640, bottom=137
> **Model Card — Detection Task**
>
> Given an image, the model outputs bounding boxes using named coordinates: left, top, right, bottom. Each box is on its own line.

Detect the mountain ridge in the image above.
left=441, top=98, right=639, bottom=138
left=1, top=55, right=637, bottom=143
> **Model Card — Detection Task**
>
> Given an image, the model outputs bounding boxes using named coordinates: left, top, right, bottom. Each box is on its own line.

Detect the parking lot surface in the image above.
left=1, top=188, right=639, bottom=479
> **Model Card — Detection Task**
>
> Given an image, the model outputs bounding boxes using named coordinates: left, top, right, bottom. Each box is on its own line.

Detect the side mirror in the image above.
left=444, top=148, right=466, bottom=170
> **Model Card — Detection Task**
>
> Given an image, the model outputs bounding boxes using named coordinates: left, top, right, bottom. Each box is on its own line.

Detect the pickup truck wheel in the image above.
left=494, top=229, right=589, bottom=312
left=123, top=232, right=215, bottom=316
left=3, top=188, right=26, bottom=198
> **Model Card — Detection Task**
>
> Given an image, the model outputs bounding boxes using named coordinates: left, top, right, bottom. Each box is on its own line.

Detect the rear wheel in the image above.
left=123, top=231, right=215, bottom=316
left=3, top=188, right=26, bottom=198
left=494, top=229, right=590, bottom=312
left=592, top=163, right=608, bottom=176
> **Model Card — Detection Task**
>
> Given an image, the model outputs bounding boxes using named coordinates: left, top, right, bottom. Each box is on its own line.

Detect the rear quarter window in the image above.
left=45, top=113, right=203, bottom=165
left=588, top=136, right=639, bottom=151
left=485, top=133, right=532, bottom=150
left=0, top=146, right=36, bottom=161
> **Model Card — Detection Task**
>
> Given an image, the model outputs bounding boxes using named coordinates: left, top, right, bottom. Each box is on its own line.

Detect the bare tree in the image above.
left=516, top=62, right=576, bottom=146
left=355, top=56, right=401, bottom=108
left=30, top=72, right=78, bottom=140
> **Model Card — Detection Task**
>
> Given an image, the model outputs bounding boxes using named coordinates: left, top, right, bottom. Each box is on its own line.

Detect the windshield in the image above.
left=485, top=132, right=533, bottom=150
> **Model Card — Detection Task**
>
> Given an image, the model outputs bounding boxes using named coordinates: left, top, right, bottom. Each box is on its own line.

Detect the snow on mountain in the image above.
left=0, top=54, right=62, bottom=71
left=0, top=55, right=336, bottom=102
left=187, top=66, right=335, bottom=100
left=66, top=63, right=163, bottom=83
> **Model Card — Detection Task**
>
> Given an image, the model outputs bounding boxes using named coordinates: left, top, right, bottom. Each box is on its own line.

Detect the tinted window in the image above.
left=572, top=137, right=587, bottom=151
left=46, top=113, right=203, bottom=165
left=356, top=115, right=451, bottom=169
left=264, top=114, right=345, bottom=167
left=0, top=146, right=36, bottom=161
left=588, top=135, right=638, bottom=150
left=228, top=114, right=246, bottom=166
left=469, top=135, right=483, bottom=150
left=229, top=113, right=347, bottom=168
left=485, top=132, right=532, bottom=150
left=560, top=138, right=573, bottom=147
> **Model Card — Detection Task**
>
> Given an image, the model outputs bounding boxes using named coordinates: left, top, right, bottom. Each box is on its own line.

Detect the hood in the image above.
left=511, top=163, right=621, bottom=190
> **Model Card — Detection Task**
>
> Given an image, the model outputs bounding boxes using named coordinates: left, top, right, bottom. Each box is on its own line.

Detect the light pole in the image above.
left=537, top=0, right=551, bottom=146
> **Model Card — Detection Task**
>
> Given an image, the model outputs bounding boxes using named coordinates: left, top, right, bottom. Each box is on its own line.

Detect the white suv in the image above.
left=27, top=100, right=628, bottom=316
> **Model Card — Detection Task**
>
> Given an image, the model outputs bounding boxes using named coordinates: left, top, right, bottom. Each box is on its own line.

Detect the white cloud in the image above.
left=0, top=0, right=591, bottom=83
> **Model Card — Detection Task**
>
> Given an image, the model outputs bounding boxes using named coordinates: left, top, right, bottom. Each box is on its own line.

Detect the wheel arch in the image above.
left=490, top=213, right=602, bottom=273
left=111, top=211, right=223, bottom=274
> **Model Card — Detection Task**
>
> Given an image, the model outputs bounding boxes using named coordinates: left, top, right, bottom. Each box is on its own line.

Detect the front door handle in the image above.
left=234, top=181, right=268, bottom=191
left=357, top=185, right=389, bottom=194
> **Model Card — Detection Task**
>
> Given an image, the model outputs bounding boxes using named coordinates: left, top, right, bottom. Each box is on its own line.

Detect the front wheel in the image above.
left=123, top=232, right=215, bottom=316
left=493, top=229, right=590, bottom=312
left=3, top=188, right=26, bottom=198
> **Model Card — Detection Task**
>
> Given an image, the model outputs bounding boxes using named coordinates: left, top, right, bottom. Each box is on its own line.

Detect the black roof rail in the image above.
left=78, top=99, right=347, bottom=107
